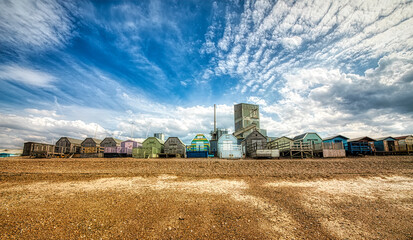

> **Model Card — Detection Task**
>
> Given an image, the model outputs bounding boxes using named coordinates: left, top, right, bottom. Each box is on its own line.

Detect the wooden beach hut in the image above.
left=319, top=135, right=348, bottom=157
left=347, top=136, right=375, bottom=155
left=374, top=137, right=399, bottom=153
left=267, top=136, right=293, bottom=151
left=101, top=137, right=123, bottom=158
left=395, top=135, right=413, bottom=153
left=22, top=142, right=55, bottom=158
left=162, top=137, right=186, bottom=158
left=132, top=137, right=164, bottom=158
left=54, top=137, right=82, bottom=157
left=293, top=132, right=322, bottom=145
left=186, top=134, right=210, bottom=158
left=217, top=134, right=242, bottom=159
left=242, top=129, right=277, bottom=158
left=81, top=138, right=103, bottom=158
left=120, top=140, right=141, bottom=157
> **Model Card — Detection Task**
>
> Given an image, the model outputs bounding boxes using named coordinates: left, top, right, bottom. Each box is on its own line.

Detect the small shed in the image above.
left=55, top=137, right=82, bottom=156
left=319, top=135, right=349, bottom=157
left=81, top=138, right=103, bottom=158
left=101, top=137, right=123, bottom=157
left=374, top=137, right=398, bottom=152
left=186, top=134, right=210, bottom=158
left=347, top=136, right=375, bottom=155
left=394, top=135, right=413, bottom=152
left=22, top=142, right=55, bottom=158
left=217, top=134, right=242, bottom=159
left=163, top=137, right=186, bottom=158
left=120, top=140, right=141, bottom=156
left=132, top=137, right=164, bottom=158
left=243, top=129, right=267, bottom=157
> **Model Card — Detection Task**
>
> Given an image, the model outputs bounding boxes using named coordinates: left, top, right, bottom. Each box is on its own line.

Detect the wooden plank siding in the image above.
left=81, top=138, right=103, bottom=158
left=22, top=142, right=55, bottom=158
left=242, top=130, right=267, bottom=157
left=55, top=137, right=82, bottom=156
left=163, top=137, right=186, bottom=158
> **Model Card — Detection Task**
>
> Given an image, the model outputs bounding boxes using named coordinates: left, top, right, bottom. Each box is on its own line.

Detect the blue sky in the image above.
left=0, top=0, right=412, bottom=148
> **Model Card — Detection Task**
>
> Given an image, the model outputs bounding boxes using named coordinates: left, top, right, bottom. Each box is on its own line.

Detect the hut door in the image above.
left=388, top=141, right=395, bottom=152
left=196, top=142, right=204, bottom=151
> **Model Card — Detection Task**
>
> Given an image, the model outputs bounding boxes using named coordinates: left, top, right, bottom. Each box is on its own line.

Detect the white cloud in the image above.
left=0, top=113, right=110, bottom=149
left=281, top=36, right=302, bottom=49
left=0, top=0, right=75, bottom=49
left=247, top=96, right=267, bottom=106
left=25, top=108, right=60, bottom=118
left=0, top=65, right=55, bottom=87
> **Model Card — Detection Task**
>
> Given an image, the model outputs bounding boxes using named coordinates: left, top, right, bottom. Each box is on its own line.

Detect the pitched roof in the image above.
left=165, top=137, right=185, bottom=145
left=66, top=137, right=83, bottom=145
left=144, top=137, right=165, bottom=144
left=103, top=137, right=123, bottom=144
left=374, top=136, right=396, bottom=141
left=322, top=135, right=349, bottom=141
left=394, top=135, right=412, bottom=140
left=82, top=138, right=103, bottom=144
left=348, top=136, right=376, bottom=142
left=293, top=133, right=307, bottom=141
left=245, top=129, right=267, bottom=140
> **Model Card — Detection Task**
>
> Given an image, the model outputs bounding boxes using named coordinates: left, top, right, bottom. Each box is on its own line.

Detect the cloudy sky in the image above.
left=0, top=0, right=412, bottom=148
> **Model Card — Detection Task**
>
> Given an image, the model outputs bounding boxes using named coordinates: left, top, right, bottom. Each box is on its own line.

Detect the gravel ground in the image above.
left=0, top=156, right=412, bottom=239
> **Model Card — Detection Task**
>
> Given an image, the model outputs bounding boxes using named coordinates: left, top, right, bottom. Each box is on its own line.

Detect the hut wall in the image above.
left=323, top=136, right=348, bottom=150
left=398, top=136, right=413, bottom=151
left=244, top=130, right=267, bottom=157
left=23, top=142, right=55, bottom=157
left=22, top=142, right=33, bottom=156
left=374, top=138, right=398, bottom=152
left=55, top=137, right=82, bottom=154
left=217, top=134, right=242, bottom=159
left=132, top=137, right=164, bottom=158
left=132, top=147, right=160, bottom=158
left=121, top=140, right=141, bottom=155
left=186, top=134, right=210, bottom=158
left=164, top=137, right=186, bottom=157
left=104, top=146, right=123, bottom=153
left=323, top=149, right=346, bottom=157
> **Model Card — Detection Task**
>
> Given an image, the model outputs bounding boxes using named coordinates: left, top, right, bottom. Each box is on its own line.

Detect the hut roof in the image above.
left=374, top=136, right=396, bottom=141
left=83, top=138, right=103, bottom=144
left=165, top=137, right=185, bottom=145
left=293, top=133, right=306, bottom=141
left=107, top=137, right=123, bottom=144
left=394, top=135, right=412, bottom=140
left=65, top=137, right=83, bottom=145
left=144, top=137, right=165, bottom=145
left=293, top=132, right=321, bottom=141
left=348, top=136, right=376, bottom=142
left=245, top=129, right=267, bottom=140
left=271, top=136, right=293, bottom=142
left=322, top=135, right=349, bottom=141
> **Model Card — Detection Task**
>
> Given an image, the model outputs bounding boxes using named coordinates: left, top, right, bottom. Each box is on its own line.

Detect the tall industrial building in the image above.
left=154, top=133, right=165, bottom=142
left=234, top=103, right=261, bottom=138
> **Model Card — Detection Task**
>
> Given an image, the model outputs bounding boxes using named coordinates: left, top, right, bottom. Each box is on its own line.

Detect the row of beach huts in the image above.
left=21, top=130, right=413, bottom=159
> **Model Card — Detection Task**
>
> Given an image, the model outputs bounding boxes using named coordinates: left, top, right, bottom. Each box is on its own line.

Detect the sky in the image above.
left=0, top=0, right=412, bottom=148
